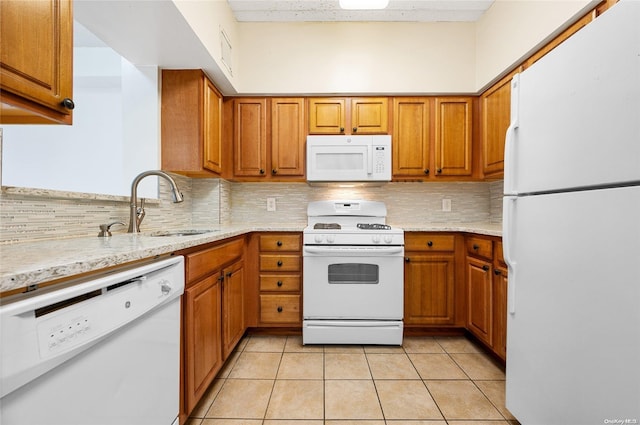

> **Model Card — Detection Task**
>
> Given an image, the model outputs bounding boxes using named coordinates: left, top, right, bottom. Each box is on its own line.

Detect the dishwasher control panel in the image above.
left=40, top=314, right=92, bottom=354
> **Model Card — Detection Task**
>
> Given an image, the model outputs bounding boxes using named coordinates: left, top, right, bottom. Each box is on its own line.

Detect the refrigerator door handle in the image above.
left=503, top=196, right=517, bottom=314
left=504, top=74, right=520, bottom=196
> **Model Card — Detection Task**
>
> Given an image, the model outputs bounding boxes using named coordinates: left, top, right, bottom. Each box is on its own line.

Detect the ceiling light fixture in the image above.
left=339, top=0, right=390, bottom=10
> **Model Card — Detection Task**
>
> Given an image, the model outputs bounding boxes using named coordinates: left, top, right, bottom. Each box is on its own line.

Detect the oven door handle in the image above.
left=303, top=246, right=404, bottom=256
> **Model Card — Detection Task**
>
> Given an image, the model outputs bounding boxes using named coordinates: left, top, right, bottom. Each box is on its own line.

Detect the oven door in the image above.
left=302, top=245, right=404, bottom=320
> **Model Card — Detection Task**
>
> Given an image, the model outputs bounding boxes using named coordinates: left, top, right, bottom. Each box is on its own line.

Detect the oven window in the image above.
left=328, top=263, right=379, bottom=284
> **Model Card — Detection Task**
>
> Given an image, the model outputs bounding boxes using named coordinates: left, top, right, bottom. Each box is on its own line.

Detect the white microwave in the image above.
left=306, top=135, right=392, bottom=182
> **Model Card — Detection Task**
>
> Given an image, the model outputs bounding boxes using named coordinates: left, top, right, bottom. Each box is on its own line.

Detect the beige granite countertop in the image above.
left=0, top=222, right=501, bottom=295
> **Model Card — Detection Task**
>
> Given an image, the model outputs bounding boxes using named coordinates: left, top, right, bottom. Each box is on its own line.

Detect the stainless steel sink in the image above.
left=149, top=230, right=218, bottom=237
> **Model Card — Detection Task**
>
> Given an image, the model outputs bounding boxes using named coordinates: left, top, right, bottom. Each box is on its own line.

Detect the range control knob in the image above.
left=372, top=234, right=381, bottom=244
left=384, top=235, right=393, bottom=244
left=314, top=234, right=324, bottom=243
left=326, top=234, right=336, bottom=243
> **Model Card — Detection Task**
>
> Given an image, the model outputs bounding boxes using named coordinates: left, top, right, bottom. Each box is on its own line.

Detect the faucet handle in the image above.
left=98, top=221, right=125, bottom=238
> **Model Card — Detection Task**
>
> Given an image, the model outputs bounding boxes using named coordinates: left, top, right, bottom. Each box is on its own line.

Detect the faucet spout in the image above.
left=128, top=170, right=184, bottom=233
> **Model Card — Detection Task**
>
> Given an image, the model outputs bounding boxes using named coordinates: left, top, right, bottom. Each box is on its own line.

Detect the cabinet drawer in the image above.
left=259, top=234, right=301, bottom=251
left=259, top=274, right=301, bottom=292
left=260, top=254, right=301, bottom=272
left=260, top=295, right=301, bottom=324
left=185, top=238, right=244, bottom=283
left=466, top=236, right=493, bottom=260
left=405, top=234, right=455, bottom=252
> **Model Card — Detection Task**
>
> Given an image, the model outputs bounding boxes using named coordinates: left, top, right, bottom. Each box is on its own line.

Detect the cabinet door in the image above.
left=481, top=76, right=511, bottom=176
left=434, top=97, right=473, bottom=176
left=492, top=266, right=508, bottom=360
left=203, top=79, right=223, bottom=174
left=234, top=98, right=267, bottom=176
left=392, top=98, right=431, bottom=177
left=404, top=254, right=455, bottom=325
left=184, top=275, right=222, bottom=414
left=0, top=0, right=73, bottom=124
left=351, top=97, right=389, bottom=134
left=308, top=98, right=346, bottom=134
left=271, top=98, right=305, bottom=176
left=222, top=261, right=245, bottom=359
left=467, top=257, right=492, bottom=345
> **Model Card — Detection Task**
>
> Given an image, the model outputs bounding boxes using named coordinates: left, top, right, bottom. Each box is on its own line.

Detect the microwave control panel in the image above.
left=374, top=146, right=388, bottom=175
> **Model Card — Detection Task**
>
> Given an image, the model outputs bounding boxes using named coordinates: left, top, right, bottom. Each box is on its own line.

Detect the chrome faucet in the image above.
left=128, top=170, right=184, bottom=233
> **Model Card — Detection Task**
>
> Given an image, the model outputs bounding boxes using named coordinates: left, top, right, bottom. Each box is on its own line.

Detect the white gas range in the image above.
left=302, top=200, right=405, bottom=345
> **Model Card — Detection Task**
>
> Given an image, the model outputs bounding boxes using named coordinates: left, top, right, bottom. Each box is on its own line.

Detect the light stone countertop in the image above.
left=0, top=222, right=501, bottom=295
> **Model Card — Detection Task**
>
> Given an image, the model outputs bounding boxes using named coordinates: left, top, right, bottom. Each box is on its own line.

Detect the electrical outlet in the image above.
left=442, top=198, right=452, bottom=212
left=266, top=197, right=277, bottom=212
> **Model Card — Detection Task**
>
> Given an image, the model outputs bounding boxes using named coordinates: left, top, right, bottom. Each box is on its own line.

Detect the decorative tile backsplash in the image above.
left=0, top=177, right=503, bottom=244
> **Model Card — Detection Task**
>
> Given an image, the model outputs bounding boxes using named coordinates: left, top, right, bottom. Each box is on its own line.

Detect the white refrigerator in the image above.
left=503, top=1, right=640, bottom=424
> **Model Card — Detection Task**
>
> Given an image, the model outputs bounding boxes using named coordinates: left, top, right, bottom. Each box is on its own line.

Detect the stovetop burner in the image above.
left=314, top=223, right=341, bottom=230
left=357, top=223, right=391, bottom=230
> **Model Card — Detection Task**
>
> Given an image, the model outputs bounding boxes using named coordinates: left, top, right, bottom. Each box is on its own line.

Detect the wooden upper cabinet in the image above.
left=161, top=69, right=223, bottom=177
left=351, top=97, right=389, bottom=134
left=392, top=97, right=431, bottom=177
left=0, top=0, right=74, bottom=124
left=271, top=98, right=305, bottom=177
left=434, top=97, right=473, bottom=177
left=308, top=98, right=346, bottom=134
left=203, top=78, right=223, bottom=174
left=308, top=97, right=388, bottom=134
left=233, top=97, right=305, bottom=179
left=481, top=74, right=512, bottom=177
left=234, top=98, right=268, bottom=177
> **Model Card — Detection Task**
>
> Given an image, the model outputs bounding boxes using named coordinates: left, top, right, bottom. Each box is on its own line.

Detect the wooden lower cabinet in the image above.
left=222, top=260, right=245, bottom=359
left=465, top=235, right=508, bottom=361
left=256, top=233, right=302, bottom=326
left=180, top=237, right=246, bottom=421
left=184, top=275, right=222, bottom=414
left=405, top=254, right=456, bottom=325
left=492, top=264, right=508, bottom=360
left=466, top=256, right=493, bottom=346
left=403, top=233, right=465, bottom=327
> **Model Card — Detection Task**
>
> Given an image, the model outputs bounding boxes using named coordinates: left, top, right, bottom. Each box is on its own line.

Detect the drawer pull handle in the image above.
left=277, top=260, right=283, bottom=267
left=494, top=269, right=502, bottom=276
left=473, top=244, right=479, bottom=250
left=482, top=265, right=490, bottom=271
left=277, top=240, right=283, bottom=246
left=405, top=257, right=410, bottom=263
left=427, top=241, right=433, bottom=247
left=277, top=280, right=283, bottom=287
left=424, top=168, right=430, bottom=175
left=277, top=306, right=283, bottom=313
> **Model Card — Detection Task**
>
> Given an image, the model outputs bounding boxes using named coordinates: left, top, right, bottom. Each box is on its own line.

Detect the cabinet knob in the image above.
left=340, top=127, right=345, bottom=133
left=218, top=275, right=225, bottom=282
left=226, top=271, right=232, bottom=278
left=259, top=169, right=265, bottom=174
left=276, top=240, right=283, bottom=246
left=405, top=257, right=410, bottom=262
left=277, top=306, right=283, bottom=313
left=61, top=97, right=75, bottom=110
left=277, top=260, right=283, bottom=267
left=482, top=265, right=490, bottom=271
left=424, top=169, right=430, bottom=175
left=494, top=269, right=502, bottom=275
left=437, top=168, right=443, bottom=174
left=427, top=241, right=433, bottom=247
left=277, top=280, right=283, bottom=287
left=353, top=127, right=358, bottom=132
left=272, top=168, right=278, bottom=174
left=473, top=244, right=479, bottom=250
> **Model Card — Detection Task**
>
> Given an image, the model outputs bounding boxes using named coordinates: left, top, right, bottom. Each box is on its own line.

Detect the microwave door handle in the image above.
left=367, top=144, right=373, bottom=174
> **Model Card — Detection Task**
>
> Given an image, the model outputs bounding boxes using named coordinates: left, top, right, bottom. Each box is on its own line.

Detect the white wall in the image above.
left=475, top=0, right=597, bottom=90
left=237, top=21, right=477, bottom=94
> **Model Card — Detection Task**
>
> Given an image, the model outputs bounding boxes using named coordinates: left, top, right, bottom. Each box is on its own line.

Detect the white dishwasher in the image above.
left=0, top=255, right=184, bottom=425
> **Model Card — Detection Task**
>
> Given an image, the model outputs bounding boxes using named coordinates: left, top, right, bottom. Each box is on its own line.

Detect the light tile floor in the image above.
left=186, top=334, right=520, bottom=425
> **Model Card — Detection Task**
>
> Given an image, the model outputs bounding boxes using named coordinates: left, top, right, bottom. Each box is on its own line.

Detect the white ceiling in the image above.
left=227, top=0, right=495, bottom=22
